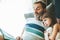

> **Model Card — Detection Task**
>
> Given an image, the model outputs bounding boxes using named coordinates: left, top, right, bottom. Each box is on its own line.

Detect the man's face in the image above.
left=33, top=3, right=45, bottom=19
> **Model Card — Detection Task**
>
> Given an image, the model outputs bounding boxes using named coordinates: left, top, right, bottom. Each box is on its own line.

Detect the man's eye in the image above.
left=44, top=20, right=46, bottom=21
left=37, top=8, right=40, bottom=10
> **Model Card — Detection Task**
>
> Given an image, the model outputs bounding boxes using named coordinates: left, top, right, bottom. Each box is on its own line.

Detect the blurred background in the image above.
left=0, top=0, right=37, bottom=38
left=0, top=0, right=59, bottom=38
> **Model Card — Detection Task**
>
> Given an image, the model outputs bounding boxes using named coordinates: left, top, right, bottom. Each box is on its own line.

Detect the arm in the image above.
left=0, top=29, right=4, bottom=40
left=16, top=28, right=24, bottom=40
left=44, top=27, right=52, bottom=40
left=0, top=35, right=4, bottom=40
left=49, top=24, right=59, bottom=40
left=20, top=28, right=24, bottom=38
left=44, top=31, right=49, bottom=40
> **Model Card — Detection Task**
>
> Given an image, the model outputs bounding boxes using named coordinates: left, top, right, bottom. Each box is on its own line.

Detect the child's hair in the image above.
left=42, top=13, right=57, bottom=27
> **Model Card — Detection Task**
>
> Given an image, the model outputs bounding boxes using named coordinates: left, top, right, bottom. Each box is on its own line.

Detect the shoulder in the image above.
left=54, top=23, right=60, bottom=28
left=54, top=23, right=60, bottom=31
left=53, top=23, right=60, bottom=31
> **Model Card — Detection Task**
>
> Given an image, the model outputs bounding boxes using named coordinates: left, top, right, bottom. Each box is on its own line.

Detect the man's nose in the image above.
left=34, top=9, right=38, bottom=13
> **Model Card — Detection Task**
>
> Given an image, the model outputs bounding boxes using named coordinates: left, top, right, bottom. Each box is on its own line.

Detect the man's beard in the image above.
left=35, top=11, right=44, bottom=21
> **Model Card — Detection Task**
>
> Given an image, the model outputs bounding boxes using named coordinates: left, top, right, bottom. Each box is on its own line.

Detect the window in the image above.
left=0, top=0, right=33, bottom=38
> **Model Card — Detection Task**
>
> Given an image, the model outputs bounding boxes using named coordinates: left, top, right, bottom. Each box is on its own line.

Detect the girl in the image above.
left=42, top=13, right=60, bottom=40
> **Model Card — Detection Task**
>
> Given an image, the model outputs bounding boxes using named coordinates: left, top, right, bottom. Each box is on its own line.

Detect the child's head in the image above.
left=42, top=13, right=57, bottom=27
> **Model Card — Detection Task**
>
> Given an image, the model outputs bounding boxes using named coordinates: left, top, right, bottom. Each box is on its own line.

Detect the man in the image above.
left=16, top=1, right=46, bottom=40
left=33, top=1, right=46, bottom=21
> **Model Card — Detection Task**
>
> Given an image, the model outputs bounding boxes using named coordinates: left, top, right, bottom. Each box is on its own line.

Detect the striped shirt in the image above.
left=22, top=18, right=45, bottom=40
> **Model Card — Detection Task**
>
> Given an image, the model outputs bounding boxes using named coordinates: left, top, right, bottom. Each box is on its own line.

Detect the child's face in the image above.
left=42, top=18, right=52, bottom=27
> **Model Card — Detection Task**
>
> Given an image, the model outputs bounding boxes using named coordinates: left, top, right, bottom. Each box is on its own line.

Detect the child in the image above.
left=42, top=13, right=60, bottom=40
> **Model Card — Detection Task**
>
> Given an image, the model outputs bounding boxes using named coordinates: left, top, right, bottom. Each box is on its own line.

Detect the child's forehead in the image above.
left=42, top=17, right=51, bottom=21
left=42, top=13, right=50, bottom=18
left=43, top=18, right=50, bottom=19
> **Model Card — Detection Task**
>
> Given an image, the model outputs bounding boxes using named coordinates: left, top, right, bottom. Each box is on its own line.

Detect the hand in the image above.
left=16, top=36, right=23, bottom=40
left=44, top=31, right=49, bottom=40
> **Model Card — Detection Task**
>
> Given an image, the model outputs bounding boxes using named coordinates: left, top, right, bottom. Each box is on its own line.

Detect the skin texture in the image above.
left=33, top=3, right=46, bottom=20
left=0, top=35, right=4, bottom=40
left=49, top=24, right=60, bottom=40
left=42, top=18, right=52, bottom=27
left=42, top=17, right=60, bottom=40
